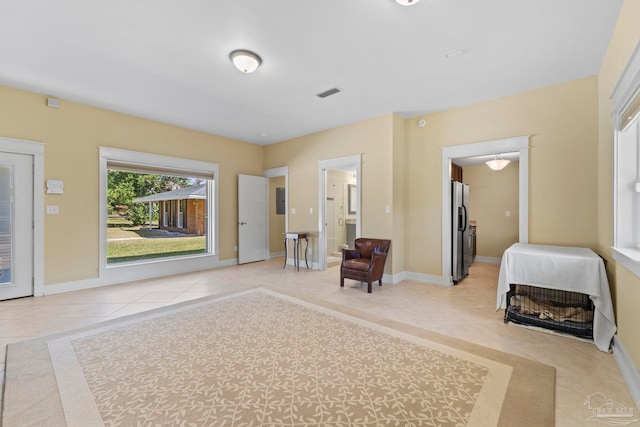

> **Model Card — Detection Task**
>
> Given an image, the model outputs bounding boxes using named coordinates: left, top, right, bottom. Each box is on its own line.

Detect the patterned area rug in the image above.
left=1, top=289, right=555, bottom=426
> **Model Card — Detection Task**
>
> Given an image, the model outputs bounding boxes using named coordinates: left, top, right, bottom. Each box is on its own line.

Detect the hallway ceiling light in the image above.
left=395, top=0, right=420, bottom=5
left=486, top=154, right=510, bottom=171
left=229, top=50, right=262, bottom=73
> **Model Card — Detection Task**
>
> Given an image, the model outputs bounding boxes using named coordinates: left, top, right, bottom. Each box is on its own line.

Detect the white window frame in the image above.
left=99, top=147, right=219, bottom=284
left=612, top=40, right=640, bottom=277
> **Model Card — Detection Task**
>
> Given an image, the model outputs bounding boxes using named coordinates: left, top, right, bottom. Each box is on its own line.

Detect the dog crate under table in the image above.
left=496, top=243, right=616, bottom=352
left=504, top=284, right=594, bottom=340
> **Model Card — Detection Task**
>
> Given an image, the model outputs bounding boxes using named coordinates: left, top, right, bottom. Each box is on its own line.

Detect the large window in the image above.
left=106, top=169, right=206, bottom=264
left=612, top=42, right=640, bottom=277
left=99, top=148, right=218, bottom=281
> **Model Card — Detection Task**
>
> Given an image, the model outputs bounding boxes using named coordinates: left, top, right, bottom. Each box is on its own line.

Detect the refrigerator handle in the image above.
left=461, top=205, right=468, bottom=232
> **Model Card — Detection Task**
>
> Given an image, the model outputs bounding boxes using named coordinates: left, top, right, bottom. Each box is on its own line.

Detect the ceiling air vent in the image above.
left=316, top=87, right=342, bottom=99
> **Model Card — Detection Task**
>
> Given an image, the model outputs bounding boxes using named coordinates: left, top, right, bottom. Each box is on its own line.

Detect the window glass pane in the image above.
left=106, top=168, right=208, bottom=264
left=0, top=166, right=11, bottom=283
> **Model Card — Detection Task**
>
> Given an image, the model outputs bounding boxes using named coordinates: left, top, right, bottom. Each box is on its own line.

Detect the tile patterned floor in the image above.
left=0, top=260, right=637, bottom=426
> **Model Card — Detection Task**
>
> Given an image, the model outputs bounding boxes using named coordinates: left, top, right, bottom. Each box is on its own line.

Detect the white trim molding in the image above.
left=318, top=155, right=362, bottom=270
left=390, top=271, right=452, bottom=287
left=611, top=39, right=640, bottom=276
left=98, top=147, right=219, bottom=288
left=43, top=257, right=238, bottom=295
left=441, top=136, right=529, bottom=281
left=612, top=247, right=640, bottom=278
left=612, top=335, right=640, bottom=407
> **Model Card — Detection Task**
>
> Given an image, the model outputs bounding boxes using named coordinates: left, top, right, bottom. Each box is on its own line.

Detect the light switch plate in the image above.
left=47, top=205, right=59, bottom=214
left=46, top=180, right=64, bottom=194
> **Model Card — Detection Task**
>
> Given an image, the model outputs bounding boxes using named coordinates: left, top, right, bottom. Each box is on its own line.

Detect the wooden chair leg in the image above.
left=379, top=279, right=383, bottom=286
left=368, top=281, right=372, bottom=293
left=340, top=277, right=344, bottom=287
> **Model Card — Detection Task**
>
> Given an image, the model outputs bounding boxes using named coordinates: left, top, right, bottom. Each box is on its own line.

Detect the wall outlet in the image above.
left=309, top=207, right=313, bottom=214
left=291, top=208, right=296, bottom=214
left=234, top=245, right=237, bottom=252
left=506, top=211, right=511, bottom=217
left=46, top=205, right=59, bottom=215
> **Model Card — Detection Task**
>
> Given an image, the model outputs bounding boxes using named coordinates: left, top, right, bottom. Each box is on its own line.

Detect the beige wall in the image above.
left=0, top=84, right=264, bottom=286
left=392, top=114, right=406, bottom=274
left=268, top=176, right=286, bottom=254
left=597, top=0, right=640, bottom=368
left=463, top=162, right=519, bottom=259
left=264, top=114, right=396, bottom=270
left=404, top=76, right=599, bottom=275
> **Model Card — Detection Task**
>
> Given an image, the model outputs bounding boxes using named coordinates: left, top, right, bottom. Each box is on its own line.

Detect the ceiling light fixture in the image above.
left=395, top=0, right=420, bottom=6
left=445, top=49, right=467, bottom=59
left=486, top=154, right=510, bottom=171
left=229, top=49, right=262, bottom=73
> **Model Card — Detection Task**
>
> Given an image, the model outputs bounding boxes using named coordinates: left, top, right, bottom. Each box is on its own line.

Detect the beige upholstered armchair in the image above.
left=340, top=238, right=391, bottom=293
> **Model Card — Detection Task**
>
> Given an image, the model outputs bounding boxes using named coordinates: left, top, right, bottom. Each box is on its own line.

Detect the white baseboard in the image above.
left=269, top=251, right=285, bottom=259
left=283, top=258, right=318, bottom=270
left=390, top=271, right=452, bottom=287
left=612, top=335, right=640, bottom=407
left=474, top=256, right=502, bottom=265
left=42, top=257, right=238, bottom=296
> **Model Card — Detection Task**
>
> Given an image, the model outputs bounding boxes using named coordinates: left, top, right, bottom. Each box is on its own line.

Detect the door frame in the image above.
left=318, top=155, right=362, bottom=270
left=0, top=137, right=44, bottom=296
left=441, top=135, right=529, bottom=282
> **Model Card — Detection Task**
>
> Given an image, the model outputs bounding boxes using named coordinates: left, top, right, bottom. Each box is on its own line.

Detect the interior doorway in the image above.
left=264, top=166, right=288, bottom=260
left=318, top=155, right=361, bottom=270
left=325, top=170, right=357, bottom=266
left=441, top=136, right=529, bottom=283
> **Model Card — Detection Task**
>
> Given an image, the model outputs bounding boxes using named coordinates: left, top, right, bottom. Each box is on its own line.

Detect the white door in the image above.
left=238, top=174, right=267, bottom=264
left=0, top=152, right=33, bottom=300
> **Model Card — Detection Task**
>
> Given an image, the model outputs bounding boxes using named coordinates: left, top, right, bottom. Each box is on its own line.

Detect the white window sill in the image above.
left=612, top=247, right=640, bottom=278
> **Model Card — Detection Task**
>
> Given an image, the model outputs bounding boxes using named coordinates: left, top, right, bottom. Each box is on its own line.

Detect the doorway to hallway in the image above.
left=325, top=170, right=357, bottom=266
left=318, top=155, right=361, bottom=270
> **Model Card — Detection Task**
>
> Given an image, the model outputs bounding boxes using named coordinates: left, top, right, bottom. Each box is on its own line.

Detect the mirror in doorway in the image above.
left=348, top=184, right=357, bottom=214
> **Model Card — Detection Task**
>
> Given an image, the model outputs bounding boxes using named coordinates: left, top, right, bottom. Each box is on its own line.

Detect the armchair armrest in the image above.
left=369, top=250, right=388, bottom=274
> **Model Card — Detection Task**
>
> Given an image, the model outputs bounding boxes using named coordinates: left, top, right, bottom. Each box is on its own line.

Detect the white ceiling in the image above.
left=0, top=0, right=622, bottom=145
left=452, top=152, right=519, bottom=167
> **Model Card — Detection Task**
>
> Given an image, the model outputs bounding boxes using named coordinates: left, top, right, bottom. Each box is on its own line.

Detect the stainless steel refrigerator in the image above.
left=452, top=181, right=473, bottom=283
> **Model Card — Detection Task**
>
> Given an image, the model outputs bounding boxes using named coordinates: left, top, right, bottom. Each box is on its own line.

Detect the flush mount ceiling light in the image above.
left=445, top=49, right=468, bottom=59
left=229, top=49, right=262, bottom=73
left=486, top=154, right=510, bottom=171
left=395, top=0, right=420, bottom=5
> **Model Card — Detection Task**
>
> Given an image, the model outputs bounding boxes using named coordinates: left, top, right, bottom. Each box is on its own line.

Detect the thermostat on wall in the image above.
left=46, top=180, right=64, bottom=194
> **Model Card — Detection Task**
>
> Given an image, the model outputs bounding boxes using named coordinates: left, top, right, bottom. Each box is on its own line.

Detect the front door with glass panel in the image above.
left=0, top=152, right=33, bottom=300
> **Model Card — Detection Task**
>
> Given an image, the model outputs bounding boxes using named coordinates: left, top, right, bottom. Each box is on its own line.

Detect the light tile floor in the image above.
left=0, top=260, right=637, bottom=426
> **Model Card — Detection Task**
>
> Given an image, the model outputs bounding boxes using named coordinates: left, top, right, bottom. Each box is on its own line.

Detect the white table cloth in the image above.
left=497, top=243, right=616, bottom=352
